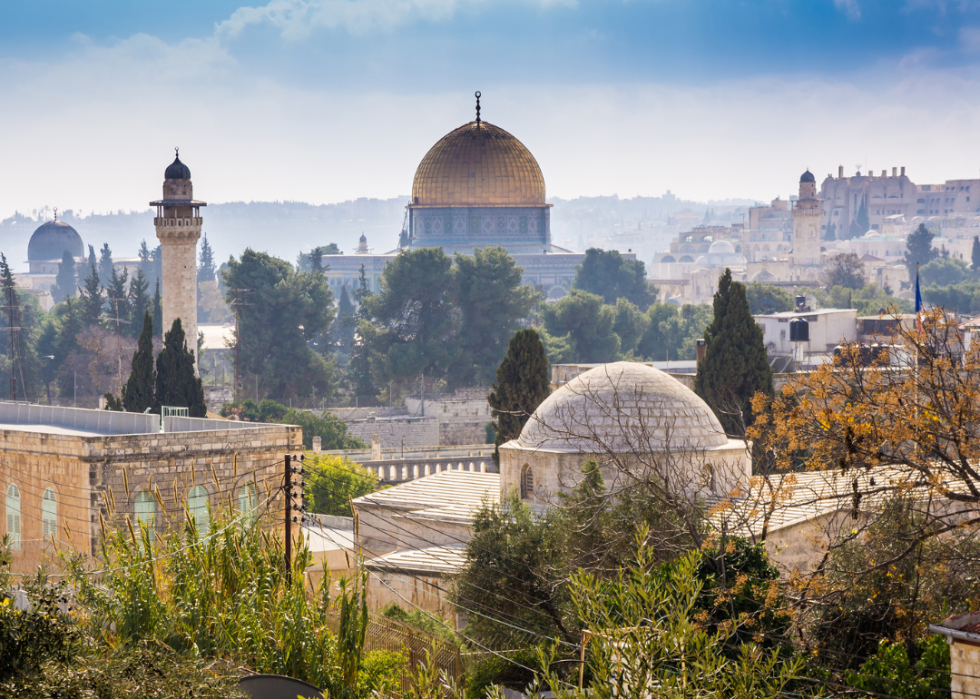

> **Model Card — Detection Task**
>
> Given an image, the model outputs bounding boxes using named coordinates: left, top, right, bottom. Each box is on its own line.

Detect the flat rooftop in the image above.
left=0, top=401, right=284, bottom=437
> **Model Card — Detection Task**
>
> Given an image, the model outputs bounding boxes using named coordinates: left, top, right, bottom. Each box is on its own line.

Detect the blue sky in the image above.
left=3, top=0, right=980, bottom=217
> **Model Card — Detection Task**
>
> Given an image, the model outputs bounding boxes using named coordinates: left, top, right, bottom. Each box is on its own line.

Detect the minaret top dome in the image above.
left=165, top=150, right=191, bottom=180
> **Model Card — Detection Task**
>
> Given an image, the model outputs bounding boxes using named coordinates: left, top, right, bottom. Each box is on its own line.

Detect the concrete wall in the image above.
left=0, top=418, right=302, bottom=576
left=344, top=417, right=439, bottom=450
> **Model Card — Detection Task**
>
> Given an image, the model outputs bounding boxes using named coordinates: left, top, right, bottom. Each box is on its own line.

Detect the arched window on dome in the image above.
left=5, top=484, right=21, bottom=551
left=42, top=488, right=58, bottom=540
left=520, top=465, right=534, bottom=499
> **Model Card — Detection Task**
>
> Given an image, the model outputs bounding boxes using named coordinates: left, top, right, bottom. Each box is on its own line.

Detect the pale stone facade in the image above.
left=0, top=403, right=301, bottom=576
left=152, top=152, right=205, bottom=370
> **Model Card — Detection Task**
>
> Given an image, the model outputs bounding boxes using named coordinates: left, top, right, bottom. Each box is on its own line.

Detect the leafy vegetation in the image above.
left=305, top=454, right=379, bottom=516
left=571, top=247, right=654, bottom=309
left=220, top=399, right=365, bottom=450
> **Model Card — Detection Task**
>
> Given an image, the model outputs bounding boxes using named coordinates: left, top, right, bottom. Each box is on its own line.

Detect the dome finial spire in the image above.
left=53, top=207, right=57, bottom=221
left=475, top=91, right=481, bottom=124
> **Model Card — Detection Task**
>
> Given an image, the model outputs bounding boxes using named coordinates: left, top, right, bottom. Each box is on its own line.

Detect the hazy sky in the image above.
left=4, top=0, right=980, bottom=218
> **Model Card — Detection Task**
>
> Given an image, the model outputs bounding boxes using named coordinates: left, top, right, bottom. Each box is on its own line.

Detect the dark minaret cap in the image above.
left=800, top=169, right=816, bottom=184
left=165, top=147, right=192, bottom=180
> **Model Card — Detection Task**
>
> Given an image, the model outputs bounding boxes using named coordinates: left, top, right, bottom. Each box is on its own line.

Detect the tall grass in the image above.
left=66, top=506, right=403, bottom=694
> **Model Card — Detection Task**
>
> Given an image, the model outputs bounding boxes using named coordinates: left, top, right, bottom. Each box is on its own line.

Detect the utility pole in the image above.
left=228, top=288, right=252, bottom=404
left=284, top=453, right=292, bottom=587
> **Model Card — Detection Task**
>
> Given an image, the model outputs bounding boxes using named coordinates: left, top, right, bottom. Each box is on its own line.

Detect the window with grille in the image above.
left=5, top=484, right=21, bottom=551
left=520, top=465, right=534, bottom=499
left=42, top=488, right=57, bottom=541
left=188, top=485, right=210, bottom=537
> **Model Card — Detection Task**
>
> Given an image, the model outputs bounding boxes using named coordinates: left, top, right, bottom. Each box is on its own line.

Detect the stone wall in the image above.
left=344, top=417, right=439, bottom=450
left=327, top=406, right=408, bottom=422
left=0, top=419, right=302, bottom=576
left=951, top=640, right=980, bottom=699
left=204, top=385, right=233, bottom=412
left=438, top=421, right=488, bottom=446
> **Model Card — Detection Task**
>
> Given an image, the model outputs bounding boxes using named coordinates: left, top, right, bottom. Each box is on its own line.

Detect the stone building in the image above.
left=930, top=611, right=980, bottom=699
left=497, top=362, right=751, bottom=506
left=819, top=165, right=917, bottom=238
left=0, top=402, right=300, bottom=576
left=152, top=151, right=205, bottom=368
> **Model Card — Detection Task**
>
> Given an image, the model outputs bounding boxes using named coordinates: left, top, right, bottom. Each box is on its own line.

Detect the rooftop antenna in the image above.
left=475, top=91, right=481, bottom=124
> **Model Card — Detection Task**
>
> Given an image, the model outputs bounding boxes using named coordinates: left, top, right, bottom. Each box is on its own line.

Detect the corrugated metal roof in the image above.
left=354, top=470, right=500, bottom=523
left=365, top=544, right=467, bottom=575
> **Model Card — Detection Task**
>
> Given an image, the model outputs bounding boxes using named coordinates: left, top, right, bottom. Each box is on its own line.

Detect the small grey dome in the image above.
left=359, top=233, right=367, bottom=242
left=28, top=219, right=84, bottom=262
left=165, top=153, right=191, bottom=180
left=800, top=170, right=815, bottom=183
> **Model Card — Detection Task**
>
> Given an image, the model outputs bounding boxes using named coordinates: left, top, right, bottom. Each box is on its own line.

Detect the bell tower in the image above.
left=793, top=169, right=821, bottom=267
left=151, top=149, right=206, bottom=370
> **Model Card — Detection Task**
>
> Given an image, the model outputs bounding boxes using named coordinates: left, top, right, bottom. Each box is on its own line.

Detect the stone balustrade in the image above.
left=367, top=458, right=495, bottom=484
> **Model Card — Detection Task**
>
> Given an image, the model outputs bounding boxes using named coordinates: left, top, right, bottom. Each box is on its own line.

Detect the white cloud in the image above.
left=834, top=0, right=862, bottom=21
left=218, top=0, right=468, bottom=39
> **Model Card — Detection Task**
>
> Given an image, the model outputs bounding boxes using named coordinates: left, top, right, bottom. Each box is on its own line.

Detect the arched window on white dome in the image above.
left=521, top=465, right=534, bottom=499
left=42, top=488, right=58, bottom=540
left=5, top=484, right=21, bottom=551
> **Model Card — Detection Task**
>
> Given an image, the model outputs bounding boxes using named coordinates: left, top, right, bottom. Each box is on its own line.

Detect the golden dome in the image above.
left=411, top=121, right=546, bottom=207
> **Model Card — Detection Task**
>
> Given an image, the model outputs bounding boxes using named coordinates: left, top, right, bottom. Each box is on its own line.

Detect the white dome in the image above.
left=708, top=240, right=736, bottom=255
left=695, top=255, right=709, bottom=266
left=517, top=362, right=728, bottom=453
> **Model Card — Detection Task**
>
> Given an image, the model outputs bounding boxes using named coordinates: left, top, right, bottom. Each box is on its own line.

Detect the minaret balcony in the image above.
left=154, top=217, right=203, bottom=228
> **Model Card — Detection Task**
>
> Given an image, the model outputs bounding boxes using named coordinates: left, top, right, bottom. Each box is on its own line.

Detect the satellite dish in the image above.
left=239, top=674, right=326, bottom=699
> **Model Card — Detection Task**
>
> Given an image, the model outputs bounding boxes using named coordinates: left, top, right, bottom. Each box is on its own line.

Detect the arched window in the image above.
left=188, top=486, right=209, bottom=537
left=238, top=483, right=258, bottom=523
left=5, top=484, right=21, bottom=551
left=134, top=490, right=156, bottom=542
left=520, top=465, right=534, bottom=499
left=42, top=488, right=58, bottom=540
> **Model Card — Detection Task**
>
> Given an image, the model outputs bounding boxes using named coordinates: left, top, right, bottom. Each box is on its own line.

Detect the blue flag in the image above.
left=915, top=264, right=922, bottom=314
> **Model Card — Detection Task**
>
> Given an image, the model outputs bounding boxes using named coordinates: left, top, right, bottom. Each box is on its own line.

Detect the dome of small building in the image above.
left=800, top=170, right=815, bottom=183
left=695, top=255, right=709, bottom=266
left=165, top=153, right=191, bottom=180
left=412, top=120, right=545, bottom=207
left=517, top=362, right=727, bottom=453
left=27, top=219, right=84, bottom=262
left=708, top=240, right=736, bottom=255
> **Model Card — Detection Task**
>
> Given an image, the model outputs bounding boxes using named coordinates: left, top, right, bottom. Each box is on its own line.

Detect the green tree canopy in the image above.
left=52, top=251, right=76, bottom=304
left=335, top=284, right=356, bottom=353
left=78, top=264, right=105, bottom=328
left=694, top=268, right=773, bottom=434
left=0, top=253, right=42, bottom=401
left=305, top=454, right=378, bottom=516
left=487, top=328, right=551, bottom=453
left=745, top=282, right=794, bottom=315
left=905, top=223, right=939, bottom=275
left=920, top=256, right=969, bottom=287
left=972, top=235, right=980, bottom=271
left=612, top=298, right=649, bottom=356
left=198, top=233, right=216, bottom=283
left=128, top=268, right=151, bottom=339
left=155, top=318, right=206, bottom=417
left=360, top=247, right=456, bottom=385
left=572, top=248, right=653, bottom=309
left=122, top=311, right=156, bottom=413
left=98, top=243, right=113, bottom=285
left=636, top=302, right=712, bottom=362
left=222, top=248, right=336, bottom=400
left=824, top=252, right=867, bottom=290
left=452, top=246, right=539, bottom=386
left=541, top=289, right=620, bottom=363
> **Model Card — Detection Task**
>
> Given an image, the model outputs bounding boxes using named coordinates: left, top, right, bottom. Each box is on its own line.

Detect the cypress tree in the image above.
left=128, top=268, right=151, bottom=338
left=98, top=243, right=113, bottom=284
left=971, top=236, right=980, bottom=273
left=488, top=328, right=551, bottom=457
left=198, top=233, right=216, bottom=283
left=152, top=277, right=163, bottom=339
left=87, top=244, right=97, bottom=272
left=79, top=264, right=104, bottom=328
left=53, top=251, right=76, bottom=304
left=694, top=268, right=773, bottom=435
left=337, top=284, right=356, bottom=351
left=155, top=318, right=206, bottom=417
left=122, top=311, right=156, bottom=413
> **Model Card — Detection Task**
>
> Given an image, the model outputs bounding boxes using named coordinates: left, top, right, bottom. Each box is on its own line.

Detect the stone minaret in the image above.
left=793, top=169, right=822, bottom=267
left=151, top=150, right=206, bottom=370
